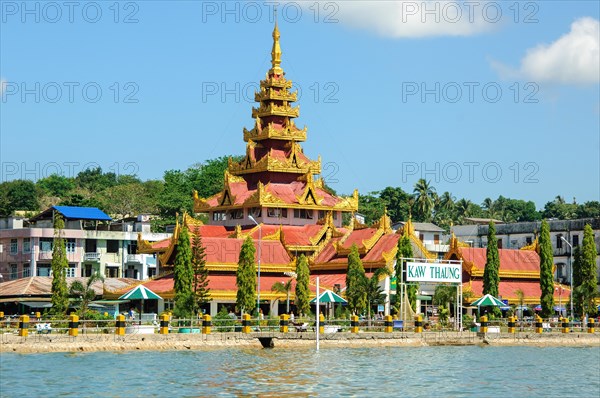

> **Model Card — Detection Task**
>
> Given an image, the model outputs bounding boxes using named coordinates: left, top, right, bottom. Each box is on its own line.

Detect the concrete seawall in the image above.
left=2, top=331, right=599, bottom=353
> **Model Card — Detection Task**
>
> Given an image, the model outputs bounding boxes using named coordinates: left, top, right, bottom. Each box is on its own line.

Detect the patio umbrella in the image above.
left=118, top=285, right=162, bottom=324
left=470, top=294, right=505, bottom=307
left=311, top=290, right=347, bottom=304
left=311, top=290, right=347, bottom=319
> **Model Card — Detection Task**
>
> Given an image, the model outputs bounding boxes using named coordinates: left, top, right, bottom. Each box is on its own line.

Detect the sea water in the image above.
left=1, top=346, right=599, bottom=397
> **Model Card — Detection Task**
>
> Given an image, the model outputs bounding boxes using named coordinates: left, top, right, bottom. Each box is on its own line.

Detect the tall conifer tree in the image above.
left=580, top=224, right=598, bottom=316
left=396, top=233, right=416, bottom=311
left=191, top=227, right=210, bottom=314
left=173, top=222, right=194, bottom=318
left=236, top=236, right=256, bottom=315
left=483, top=221, right=500, bottom=297
left=294, top=254, right=310, bottom=317
left=50, top=214, right=69, bottom=316
left=539, top=220, right=555, bottom=318
left=346, top=244, right=367, bottom=315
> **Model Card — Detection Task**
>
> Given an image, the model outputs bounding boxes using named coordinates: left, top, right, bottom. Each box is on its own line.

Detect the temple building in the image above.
left=126, top=23, right=404, bottom=316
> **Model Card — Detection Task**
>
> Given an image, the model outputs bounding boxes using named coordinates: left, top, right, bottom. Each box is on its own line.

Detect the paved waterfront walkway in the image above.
left=2, top=331, right=599, bottom=353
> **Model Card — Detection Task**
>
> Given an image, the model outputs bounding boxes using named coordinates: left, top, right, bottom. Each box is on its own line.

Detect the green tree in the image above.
left=541, top=196, right=577, bottom=220
left=538, top=220, right=555, bottom=318
left=483, top=221, right=500, bottom=298
left=396, top=233, right=417, bottom=311
left=571, top=245, right=583, bottom=316
left=379, top=186, right=411, bottom=223
left=360, top=267, right=391, bottom=325
left=75, top=167, right=118, bottom=192
left=272, top=279, right=293, bottom=314
left=0, top=180, right=40, bottom=216
left=37, top=174, right=76, bottom=197
left=576, top=201, right=600, bottom=219
left=173, top=223, right=194, bottom=319
left=345, top=244, right=367, bottom=315
left=236, top=237, right=257, bottom=315
left=580, top=224, right=598, bottom=317
left=358, top=193, right=385, bottom=225
left=412, top=179, right=436, bottom=222
left=191, top=227, right=210, bottom=314
left=69, top=272, right=104, bottom=319
left=50, top=215, right=69, bottom=316
left=294, top=255, right=311, bottom=317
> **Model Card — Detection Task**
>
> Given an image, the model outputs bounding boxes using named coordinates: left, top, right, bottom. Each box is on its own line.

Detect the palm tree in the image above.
left=69, top=272, right=104, bottom=319
left=271, top=279, right=293, bottom=314
left=413, top=179, right=436, bottom=221
left=455, top=198, right=473, bottom=223
left=439, top=191, right=455, bottom=212
left=359, top=267, right=391, bottom=327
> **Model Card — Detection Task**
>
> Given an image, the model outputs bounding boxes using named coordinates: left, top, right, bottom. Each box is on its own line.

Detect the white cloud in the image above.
left=295, top=1, right=497, bottom=38
left=493, top=17, right=599, bottom=85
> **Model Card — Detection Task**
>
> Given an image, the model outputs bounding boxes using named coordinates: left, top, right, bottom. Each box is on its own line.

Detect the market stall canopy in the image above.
left=118, top=285, right=162, bottom=300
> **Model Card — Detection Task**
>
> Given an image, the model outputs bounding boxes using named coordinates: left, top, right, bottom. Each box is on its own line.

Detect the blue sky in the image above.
left=1, top=1, right=599, bottom=208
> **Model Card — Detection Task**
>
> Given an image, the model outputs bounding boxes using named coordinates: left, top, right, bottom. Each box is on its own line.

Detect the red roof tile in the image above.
left=466, top=279, right=570, bottom=303
left=363, top=234, right=399, bottom=263
left=459, top=247, right=540, bottom=274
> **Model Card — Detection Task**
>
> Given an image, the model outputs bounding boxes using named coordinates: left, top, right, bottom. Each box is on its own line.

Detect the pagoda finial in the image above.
left=270, top=17, right=283, bottom=75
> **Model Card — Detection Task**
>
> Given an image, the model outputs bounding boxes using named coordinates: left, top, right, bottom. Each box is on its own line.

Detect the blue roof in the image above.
left=53, top=206, right=112, bottom=221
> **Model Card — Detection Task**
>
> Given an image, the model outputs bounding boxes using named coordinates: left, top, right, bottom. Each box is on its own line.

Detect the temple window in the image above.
left=333, top=212, right=338, bottom=220
left=231, top=209, right=244, bottom=219
left=572, top=235, right=579, bottom=246
left=294, top=209, right=313, bottom=219
left=318, top=210, right=326, bottom=219
left=556, top=234, right=563, bottom=249
left=268, top=208, right=287, bottom=218
left=213, top=212, right=226, bottom=221
left=249, top=207, right=262, bottom=218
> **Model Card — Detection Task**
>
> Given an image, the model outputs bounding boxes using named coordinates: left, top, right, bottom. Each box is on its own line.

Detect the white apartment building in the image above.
left=0, top=206, right=171, bottom=282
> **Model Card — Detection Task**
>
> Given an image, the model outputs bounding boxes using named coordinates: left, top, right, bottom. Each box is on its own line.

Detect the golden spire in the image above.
left=270, top=18, right=283, bottom=75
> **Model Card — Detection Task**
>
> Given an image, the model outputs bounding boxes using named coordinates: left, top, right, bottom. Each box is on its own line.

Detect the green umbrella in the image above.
left=470, top=294, right=505, bottom=307
left=311, top=290, right=347, bottom=304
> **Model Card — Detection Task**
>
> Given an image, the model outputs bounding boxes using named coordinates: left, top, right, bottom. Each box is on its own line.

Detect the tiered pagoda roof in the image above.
left=193, top=23, right=358, bottom=218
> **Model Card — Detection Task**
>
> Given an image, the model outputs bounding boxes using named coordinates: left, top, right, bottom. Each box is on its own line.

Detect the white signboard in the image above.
left=406, top=261, right=461, bottom=283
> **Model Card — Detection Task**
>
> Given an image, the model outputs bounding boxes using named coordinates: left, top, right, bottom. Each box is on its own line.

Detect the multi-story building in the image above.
left=451, top=218, right=600, bottom=286
left=0, top=206, right=171, bottom=282
left=392, top=221, right=448, bottom=259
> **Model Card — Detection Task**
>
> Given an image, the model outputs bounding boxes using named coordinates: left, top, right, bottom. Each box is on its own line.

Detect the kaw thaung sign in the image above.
left=406, top=261, right=462, bottom=283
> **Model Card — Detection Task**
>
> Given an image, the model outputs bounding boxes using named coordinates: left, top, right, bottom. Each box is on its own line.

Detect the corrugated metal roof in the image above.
left=53, top=206, right=112, bottom=221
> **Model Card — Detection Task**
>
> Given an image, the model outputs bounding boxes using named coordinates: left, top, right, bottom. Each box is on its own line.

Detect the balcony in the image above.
left=424, top=243, right=449, bottom=253
left=84, top=252, right=101, bottom=262
left=126, top=254, right=144, bottom=264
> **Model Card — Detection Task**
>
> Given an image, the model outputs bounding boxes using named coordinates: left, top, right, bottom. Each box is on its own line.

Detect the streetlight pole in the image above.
left=560, top=236, right=573, bottom=320
left=249, top=215, right=261, bottom=317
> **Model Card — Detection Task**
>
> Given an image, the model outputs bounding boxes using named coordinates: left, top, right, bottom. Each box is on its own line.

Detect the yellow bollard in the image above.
left=35, top=311, right=41, bottom=319
left=561, top=317, right=570, bottom=334
left=350, top=315, right=359, bottom=333
left=69, top=314, right=79, bottom=337
left=319, top=314, right=325, bottom=334
left=279, top=314, right=289, bottom=333
left=18, top=315, right=29, bottom=337
left=159, top=314, right=170, bottom=335
left=414, top=315, right=423, bottom=333
left=535, top=315, right=543, bottom=334
left=0, top=311, right=4, bottom=318
left=507, top=316, right=516, bottom=334
left=587, top=318, right=595, bottom=333
left=480, top=315, right=488, bottom=334
left=202, top=314, right=211, bottom=335
left=242, top=313, right=251, bottom=333
left=384, top=315, right=393, bottom=333
left=116, top=314, right=126, bottom=336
